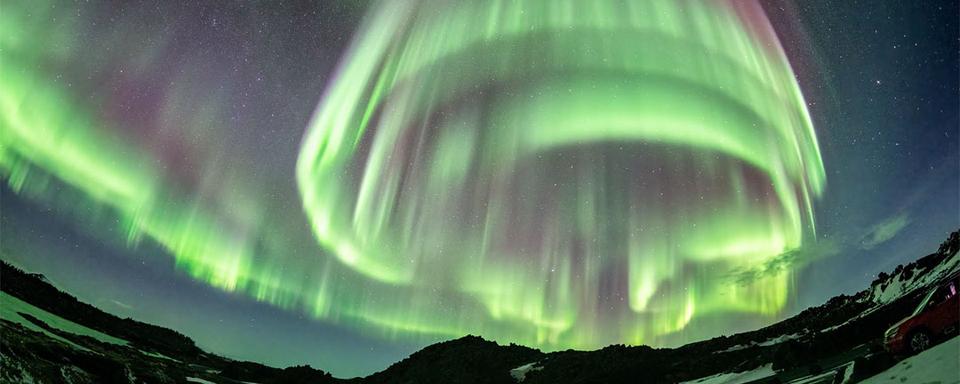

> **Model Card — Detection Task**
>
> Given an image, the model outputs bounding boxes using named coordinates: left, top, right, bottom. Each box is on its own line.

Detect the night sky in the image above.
left=1, top=0, right=957, bottom=378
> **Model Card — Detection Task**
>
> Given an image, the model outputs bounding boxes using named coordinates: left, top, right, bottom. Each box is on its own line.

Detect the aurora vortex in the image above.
left=1, top=0, right=825, bottom=351
left=296, top=0, right=824, bottom=348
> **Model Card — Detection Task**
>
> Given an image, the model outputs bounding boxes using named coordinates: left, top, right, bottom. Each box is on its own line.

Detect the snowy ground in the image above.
left=860, top=336, right=959, bottom=384
left=0, top=291, right=128, bottom=347
left=186, top=378, right=217, bottom=384
left=678, top=364, right=775, bottom=384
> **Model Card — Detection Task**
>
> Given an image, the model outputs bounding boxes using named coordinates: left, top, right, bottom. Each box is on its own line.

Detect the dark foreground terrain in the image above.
left=2, top=231, right=957, bottom=384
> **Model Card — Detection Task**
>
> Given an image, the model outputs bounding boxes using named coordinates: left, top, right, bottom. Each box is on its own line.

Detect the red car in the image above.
left=884, top=274, right=959, bottom=354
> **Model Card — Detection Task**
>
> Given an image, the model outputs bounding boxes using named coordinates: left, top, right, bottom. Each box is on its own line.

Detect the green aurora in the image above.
left=296, top=0, right=825, bottom=347
left=2, top=0, right=825, bottom=350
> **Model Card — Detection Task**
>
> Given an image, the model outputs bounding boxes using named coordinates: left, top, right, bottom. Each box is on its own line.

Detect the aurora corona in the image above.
left=297, top=0, right=825, bottom=347
left=1, top=0, right=825, bottom=351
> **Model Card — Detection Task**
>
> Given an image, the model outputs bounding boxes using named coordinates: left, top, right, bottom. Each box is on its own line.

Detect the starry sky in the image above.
left=1, top=0, right=957, bottom=378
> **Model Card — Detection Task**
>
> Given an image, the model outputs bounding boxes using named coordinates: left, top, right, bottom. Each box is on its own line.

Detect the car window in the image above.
left=913, top=281, right=957, bottom=315
left=928, top=283, right=955, bottom=307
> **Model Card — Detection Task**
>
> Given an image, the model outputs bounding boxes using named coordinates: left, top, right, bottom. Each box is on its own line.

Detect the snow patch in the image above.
left=510, top=362, right=543, bottom=382
left=757, top=333, right=801, bottom=347
left=186, top=378, right=218, bottom=384
left=124, top=366, right=136, bottom=384
left=719, top=333, right=802, bottom=352
left=139, top=349, right=181, bottom=362
left=679, top=363, right=774, bottom=384
left=786, top=370, right=837, bottom=384
left=839, top=361, right=854, bottom=384
left=0, top=292, right=128, bottom=346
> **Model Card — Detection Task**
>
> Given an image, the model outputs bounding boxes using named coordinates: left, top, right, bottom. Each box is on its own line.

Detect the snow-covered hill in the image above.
left=868, top=231, right=960, bottom=305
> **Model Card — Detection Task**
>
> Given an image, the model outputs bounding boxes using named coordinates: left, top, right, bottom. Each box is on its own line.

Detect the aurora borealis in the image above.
left=2, top=0, right=958, bottom=378
left=296, top=0, right=824, bottom=347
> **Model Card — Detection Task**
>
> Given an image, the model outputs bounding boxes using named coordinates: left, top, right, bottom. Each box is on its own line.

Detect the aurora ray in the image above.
left=2, top=0, right=824, bottom=353
left=0, top=0, right=309, bottom=311
left=297, top=0, right=825, bottom=348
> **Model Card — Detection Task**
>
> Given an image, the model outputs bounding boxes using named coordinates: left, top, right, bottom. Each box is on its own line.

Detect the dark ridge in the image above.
left=1, top=229, right=956, bottom=383
left=364, top=335, right=544, bottom=384
left=0, top=260, right=337, bottom=384
left=0, top=261, right=201, bottom=358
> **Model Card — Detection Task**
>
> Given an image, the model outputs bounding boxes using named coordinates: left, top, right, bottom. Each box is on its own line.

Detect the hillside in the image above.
left=1, top=230, right=957, bottom=384
left=0, top=262, right=336, bottom=384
